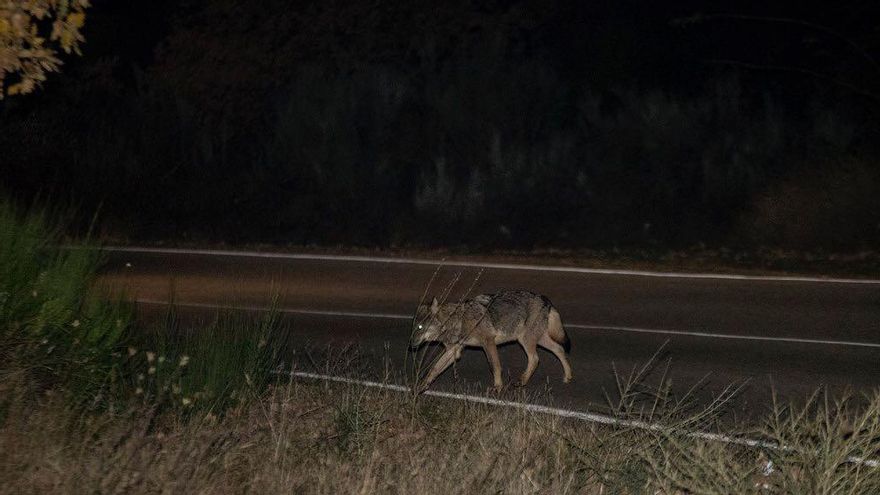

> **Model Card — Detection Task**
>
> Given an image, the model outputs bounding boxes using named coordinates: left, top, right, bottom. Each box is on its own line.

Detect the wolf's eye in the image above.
left=418, top=324, right=423, bottom=330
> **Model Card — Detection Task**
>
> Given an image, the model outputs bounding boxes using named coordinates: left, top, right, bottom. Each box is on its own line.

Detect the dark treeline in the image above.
left=2, top=0, right=879, bottom=250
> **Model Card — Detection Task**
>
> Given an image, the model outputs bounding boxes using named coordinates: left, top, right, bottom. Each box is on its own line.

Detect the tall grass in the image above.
left=0, top=201, right=285, bottom=417
left=134, top=302, right=288, bottom=415
left=0, top=201, right=132, bottom=410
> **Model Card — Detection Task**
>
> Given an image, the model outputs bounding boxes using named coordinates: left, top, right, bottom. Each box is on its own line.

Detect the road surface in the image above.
left=96, top=247, right=880, bottom=419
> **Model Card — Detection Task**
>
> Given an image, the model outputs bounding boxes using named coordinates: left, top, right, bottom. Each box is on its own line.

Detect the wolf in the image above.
left=410, top=289, right=572, bottom=391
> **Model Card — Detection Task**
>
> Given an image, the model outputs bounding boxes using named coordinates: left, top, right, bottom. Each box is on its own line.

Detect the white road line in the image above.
left=567, top=324, right=880, bottom=349
left=100, top=246, right=880, bottom=285
left=283, top=370, right=878, bottom=467
left=134, top=299, right=880, bottom=349
left=135, top=299, right=411, bottom=321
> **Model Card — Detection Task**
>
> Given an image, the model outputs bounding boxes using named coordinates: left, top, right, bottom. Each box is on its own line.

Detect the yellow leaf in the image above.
left=67, top=12, right=85, bottom=29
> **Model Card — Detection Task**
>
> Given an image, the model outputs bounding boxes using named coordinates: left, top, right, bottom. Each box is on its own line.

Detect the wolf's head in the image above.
left=410, top=297, right=449, bottom=348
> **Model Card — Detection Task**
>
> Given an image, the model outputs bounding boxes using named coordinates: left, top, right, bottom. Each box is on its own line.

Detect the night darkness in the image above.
left=3, top=0, right=879, bottom=251
left=5, top=3, right=880, bottom=487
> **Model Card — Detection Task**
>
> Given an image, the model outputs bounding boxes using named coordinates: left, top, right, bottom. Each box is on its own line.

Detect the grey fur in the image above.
left=411, top=289, right=573, bottom=391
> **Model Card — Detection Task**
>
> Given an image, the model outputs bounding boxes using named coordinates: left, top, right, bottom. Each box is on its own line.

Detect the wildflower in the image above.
left=137, top=373, right=145, bottom=381
left=128, top=347, right=137, bottom=357
left=179, top=355, right=190, bottom=367
left=116, top=319, right=123, bottom=328
left=158, top=356, right=166, bottom=365
left=181, top=398, right=192, bottom=406
left=146, top=352, right=155, bottom=363
left=135, top=387, right=143, bottom=396
left=40, top=338, right=48, bottom=345
left=148, top=366, right=156, bottom=375
left=71, top=319, right=80, bottom=328
left=125, top=262, right=132, bottom=268
left=172, top=384, right=180, bottom=394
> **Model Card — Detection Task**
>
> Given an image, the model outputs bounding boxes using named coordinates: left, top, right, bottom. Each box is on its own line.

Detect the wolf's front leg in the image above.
left=419, top=344, right=461, bottom=392
left=452, top=345, right=463, bottom=379
left=483, top=340, right=503, bottom=390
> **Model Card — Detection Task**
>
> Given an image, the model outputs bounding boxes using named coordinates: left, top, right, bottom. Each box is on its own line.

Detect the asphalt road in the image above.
left=96, top=247, right=880, bottom=419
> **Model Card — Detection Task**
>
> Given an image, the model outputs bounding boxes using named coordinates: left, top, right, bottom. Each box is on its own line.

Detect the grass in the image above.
left=0, top=200, right=133, bottom=411
left=135, top=301, right=288, bottom=416
left=0, top=200, right=284, bottom=417
left=2, top=357, right=880, bottom=494
left=2, top=200, right=880, bottom=493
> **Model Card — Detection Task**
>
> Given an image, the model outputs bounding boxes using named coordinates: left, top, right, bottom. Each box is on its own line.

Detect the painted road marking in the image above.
left=283, top=369, right=878, bottom=467
left=567, top=323, right=880, bottom=349
left=135, top=299, right=880, bottom=349
left=100, top=246, right=880, bottom=285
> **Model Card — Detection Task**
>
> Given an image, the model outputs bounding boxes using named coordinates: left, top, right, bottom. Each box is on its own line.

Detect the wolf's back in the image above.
left=482, top=290, right=546, bottom=329
left=478, top=291, right=569, bottom=351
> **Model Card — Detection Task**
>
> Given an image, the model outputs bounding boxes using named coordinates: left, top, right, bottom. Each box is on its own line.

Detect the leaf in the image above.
left=0, top=1, right=89, bottom=99
left=67, top=12, right=85, bottom=29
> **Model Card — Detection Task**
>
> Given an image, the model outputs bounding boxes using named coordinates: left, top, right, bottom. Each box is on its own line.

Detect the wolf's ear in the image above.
left=430, top=297, right=439, bottom=314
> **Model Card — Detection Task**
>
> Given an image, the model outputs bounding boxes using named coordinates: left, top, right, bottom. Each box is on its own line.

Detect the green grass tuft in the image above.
left=0, top=200, right=133, bottom=410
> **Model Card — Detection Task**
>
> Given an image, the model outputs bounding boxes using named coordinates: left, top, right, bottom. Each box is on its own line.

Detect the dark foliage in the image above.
left=2, top=0, right=879, bottom=250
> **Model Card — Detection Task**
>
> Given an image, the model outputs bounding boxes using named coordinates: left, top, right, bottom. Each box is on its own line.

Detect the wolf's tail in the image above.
left=548, top=308, right=571, bottom=353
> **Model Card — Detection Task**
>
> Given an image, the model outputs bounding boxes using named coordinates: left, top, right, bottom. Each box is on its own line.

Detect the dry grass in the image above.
left=3, top=356, right=879, bottom=494
left=1, top=377, right=588, bottom=494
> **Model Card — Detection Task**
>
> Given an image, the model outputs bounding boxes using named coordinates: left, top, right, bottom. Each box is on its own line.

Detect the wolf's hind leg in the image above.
left=538, top=333, right=573, bottom=383
left=517, top=338, right=540, bottom=386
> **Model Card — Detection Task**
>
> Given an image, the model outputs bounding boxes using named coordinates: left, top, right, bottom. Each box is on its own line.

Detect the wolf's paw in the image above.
left=563, top=376, right=573, bottom=384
